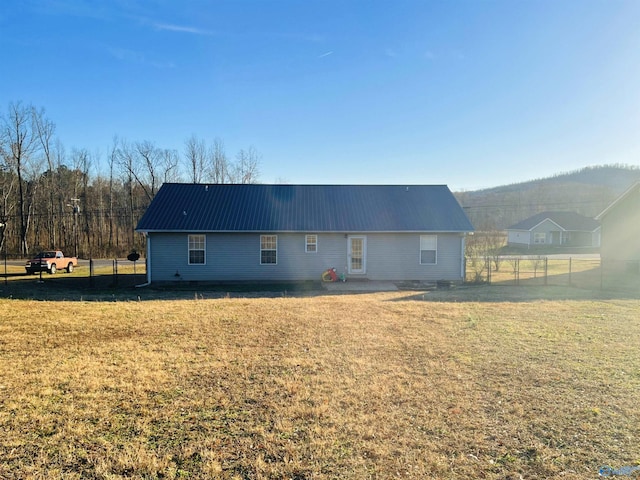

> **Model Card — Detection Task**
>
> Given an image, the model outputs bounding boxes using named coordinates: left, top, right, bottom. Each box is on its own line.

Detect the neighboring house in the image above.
left=135, top=183, right=474, bottom=284
left=506, top=211, right=600, bottom=248
left=596, top=182, right=640, bottom=269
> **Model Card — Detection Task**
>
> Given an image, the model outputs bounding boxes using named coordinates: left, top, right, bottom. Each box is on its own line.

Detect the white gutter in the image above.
left=460, top=234, right=466, bottom=279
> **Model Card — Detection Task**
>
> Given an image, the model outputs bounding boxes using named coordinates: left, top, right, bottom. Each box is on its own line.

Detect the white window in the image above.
left=534, top=232, right=546, bottom=244
left=188, top=234, right=206, bottom=264
left=260, top=235, right=277, bottom=264
left=420, top=235, right=437, bottom=264
left=305, top=234, right=318, bottom=253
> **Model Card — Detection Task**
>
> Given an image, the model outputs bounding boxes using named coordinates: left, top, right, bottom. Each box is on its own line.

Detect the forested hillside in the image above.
left=456, top=165, right=640, bottom=230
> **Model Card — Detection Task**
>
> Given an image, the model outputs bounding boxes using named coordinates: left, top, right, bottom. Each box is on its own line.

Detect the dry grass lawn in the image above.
left=1, top=289, right=639, bottom=479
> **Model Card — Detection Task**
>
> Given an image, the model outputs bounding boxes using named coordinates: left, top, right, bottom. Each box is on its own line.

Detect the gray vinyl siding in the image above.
left=365, top=233, right=464, bottom=281
left=148, top=232, right=465, bottom=283
left=507, top=230, right=530, bottom=246
left=150, top=232, right=344, bottom=282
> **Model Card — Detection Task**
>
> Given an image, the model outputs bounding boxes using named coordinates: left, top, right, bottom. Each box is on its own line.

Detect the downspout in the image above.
left=136, top=232, right=151, bottom=288
left=461, top=233, right=466, bottom=281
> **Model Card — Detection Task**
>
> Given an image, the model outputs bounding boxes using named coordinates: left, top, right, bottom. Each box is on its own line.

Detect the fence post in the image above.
left=568, top=258, right=572, bottom=287
left=544, top=257, right=548, bottom=286
left=516, top=258, right=520, bottom=286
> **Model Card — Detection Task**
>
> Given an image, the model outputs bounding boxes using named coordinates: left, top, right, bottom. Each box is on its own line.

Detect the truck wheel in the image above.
left=67, top=263, right=74, bottom=273
left=50, top=264, right=57, bottom=274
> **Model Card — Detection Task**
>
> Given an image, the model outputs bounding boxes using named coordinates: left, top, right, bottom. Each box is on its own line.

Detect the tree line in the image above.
left=0, top=101, right=262, bottom=259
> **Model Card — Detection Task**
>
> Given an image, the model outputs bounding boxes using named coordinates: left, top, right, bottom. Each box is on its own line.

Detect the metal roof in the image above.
left=507, top=211, right=600, bottom=232
left=136, top=184, right=474, bottom=233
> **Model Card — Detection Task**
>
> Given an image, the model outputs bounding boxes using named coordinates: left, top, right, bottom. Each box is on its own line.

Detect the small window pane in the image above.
left=189, top=250, right=205, bottom=264
left=261, top=235, right=277, bottom=264
left=420, top=250, right=436, bottom=264
left=420, top=235, right=437, bottom=265
left=306, top=234, right=317, bottom=253
left=261, top=250, right=277, bottom=264
left=188, top=234, right=205, bottom=264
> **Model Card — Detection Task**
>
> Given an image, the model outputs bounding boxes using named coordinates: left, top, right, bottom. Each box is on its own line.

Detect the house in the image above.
left=135, top=183, right=474, bottom=284
left=596, top=182, right=640, bottom=271
left=506, top=211, right=600, bottom=248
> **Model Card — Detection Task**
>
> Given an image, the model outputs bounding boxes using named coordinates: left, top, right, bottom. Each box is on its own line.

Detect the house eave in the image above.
left=529, top=218, right=565, bottom=232
left=596, top=182, right=640, bottom=220
left=136, top=229, right=474, bottom=234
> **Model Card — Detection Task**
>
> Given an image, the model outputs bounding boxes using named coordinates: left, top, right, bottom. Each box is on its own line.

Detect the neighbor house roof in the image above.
left=136, top=183, right=474, bottom=233
left=507, top=211, right=600, bottom=232
left=596, top=182, right=640, bottom=220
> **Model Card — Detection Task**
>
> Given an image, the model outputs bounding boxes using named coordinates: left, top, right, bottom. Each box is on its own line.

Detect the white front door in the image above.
left=348, top=236, right=366, bottom=274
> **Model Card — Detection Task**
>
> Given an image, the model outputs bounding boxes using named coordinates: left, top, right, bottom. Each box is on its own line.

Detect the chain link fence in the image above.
left=466, top=256, right=640, bottom=294
left=1, top=254, right=146, bottom=290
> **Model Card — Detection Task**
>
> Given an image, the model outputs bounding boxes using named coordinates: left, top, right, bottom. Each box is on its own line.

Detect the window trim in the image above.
left=188, top=234, right=206, bottom=265
left=260, top=234, right=278, bottom=265
left=533, top=232, right=546, bottom=244
left=419, top=234, right=437, bottom=265
left=305, top=234, right=318, bottom=253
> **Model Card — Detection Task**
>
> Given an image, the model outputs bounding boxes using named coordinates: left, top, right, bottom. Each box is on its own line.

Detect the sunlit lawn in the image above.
left=475, top=258, right=640, bottom=294
left=1, top=289, right=639, bottom=479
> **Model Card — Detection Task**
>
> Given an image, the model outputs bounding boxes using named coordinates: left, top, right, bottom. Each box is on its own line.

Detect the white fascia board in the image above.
left=596, top=182, right=640, bottom=220
left=530, top=218, right=565, bottom=232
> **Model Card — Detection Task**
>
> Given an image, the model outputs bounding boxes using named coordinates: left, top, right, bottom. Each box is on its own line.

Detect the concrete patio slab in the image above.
left=321, top=280, right=399, bottom=292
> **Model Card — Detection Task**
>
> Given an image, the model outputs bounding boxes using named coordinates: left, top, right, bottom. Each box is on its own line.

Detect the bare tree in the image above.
left=160, top=148, right=180, bottom=184
left=208, top=138, right=229, bottom=183
left=134, top=140, right=161, bottom=200
left=184, top=134, right=206, bottom=183
left=233, top=146, right=261, bottom=184
left=115, top=139, right=137, bottom=247
left=530, top=255, right=545, bottom=279
left=70, top=148, right=90, bottom=257
left=32, top=106, right=58, bottom=248
left=465, top=233, right=488, bottom=283
left=0, top=169, right=16, bottom=253
left=116, top=139, right=159, bottom=202
left=0, top=102, right=41, bottom=255
left=0, top=100, right=272, bottom=257
left=107, top=136, right=118, bottom=253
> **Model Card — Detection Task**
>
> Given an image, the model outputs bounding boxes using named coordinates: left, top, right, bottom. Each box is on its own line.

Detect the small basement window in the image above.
left=261, top=235, right=277, bottom=264
left=420, top=235, right=437, bottom=265
left=305, top=234, right=318, bottom=253
left=188, top=234, right=206, bottom=264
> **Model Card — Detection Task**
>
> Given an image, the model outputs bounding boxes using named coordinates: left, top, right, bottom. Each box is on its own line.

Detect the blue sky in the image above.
left=1, top=0, right=639, bottom=190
